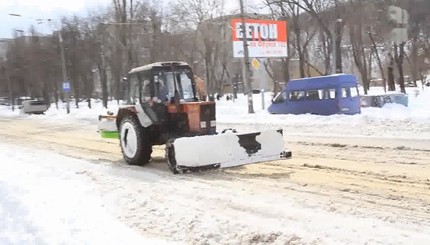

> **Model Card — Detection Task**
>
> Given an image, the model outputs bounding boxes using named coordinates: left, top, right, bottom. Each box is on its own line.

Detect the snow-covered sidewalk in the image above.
left=1, top=87, right=429, bottom=140
left=0, top=143, right=171, bottom=245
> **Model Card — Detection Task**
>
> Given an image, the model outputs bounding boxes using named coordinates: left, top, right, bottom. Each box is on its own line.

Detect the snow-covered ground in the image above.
left=0, top=143, right=172, bottom=245
left=1, top=142, right=429, bottom=245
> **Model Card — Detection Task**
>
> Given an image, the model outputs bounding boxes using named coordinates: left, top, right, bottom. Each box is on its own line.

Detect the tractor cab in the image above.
left=125, top=61, right=197, bottom=105
left=116, top=61, right=216, bottom=145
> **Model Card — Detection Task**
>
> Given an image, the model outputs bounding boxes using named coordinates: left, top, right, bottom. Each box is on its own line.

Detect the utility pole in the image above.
left=239, top=0, right=254, bottom=114
left=58, top=32, right=70, bottom=114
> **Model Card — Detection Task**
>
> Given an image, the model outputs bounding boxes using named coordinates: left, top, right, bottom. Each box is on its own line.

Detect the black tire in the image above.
left=119, top=116, right=152, bottom=165
left=221, top=128, right=238, bottom=134
left=165, top=139, right=181, bottom=174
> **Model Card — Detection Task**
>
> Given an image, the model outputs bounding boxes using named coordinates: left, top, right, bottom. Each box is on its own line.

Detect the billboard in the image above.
left=232, top=19, right=288, bottom=58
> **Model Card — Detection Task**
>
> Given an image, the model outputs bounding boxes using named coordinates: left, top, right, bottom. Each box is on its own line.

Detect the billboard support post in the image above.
left=239, top=0, right=254, bottom=114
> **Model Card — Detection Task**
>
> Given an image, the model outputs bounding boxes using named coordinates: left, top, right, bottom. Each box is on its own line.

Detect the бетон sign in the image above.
left=232, top=19, right=288, bottom=58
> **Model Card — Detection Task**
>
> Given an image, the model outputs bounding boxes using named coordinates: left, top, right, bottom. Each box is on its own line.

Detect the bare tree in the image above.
left=394, top=42, right=407, bottom=93
left=172, top=0, right=227, bottom=95
left=345, top=0, right=372, bottom=94
left=282, top=0, right=335, bottom=74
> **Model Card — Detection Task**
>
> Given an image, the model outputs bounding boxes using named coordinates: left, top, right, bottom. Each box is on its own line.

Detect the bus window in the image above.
left=272, top=92, right=286, bottom=103
left=318, top=89, right=325, bottom=99
left=341, top=87, right=350, bottom=98
left=289, top=91, right=306, bottom=101
left=350, top=86, right=359, bottom=97
left=323, top=89, right=336, bottom=99
left=307, top=90, right=321, bottom=100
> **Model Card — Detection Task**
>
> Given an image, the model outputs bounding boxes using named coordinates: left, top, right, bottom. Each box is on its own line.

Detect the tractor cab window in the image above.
left=178, top=72, right=194, bottom=100
left=155, top=70, right=194, bottom=102
left=129, top=72, right=155, bottom=104
left=128, top=73, right=141, bottom=104
left=142, top=79, right=152, bottom=101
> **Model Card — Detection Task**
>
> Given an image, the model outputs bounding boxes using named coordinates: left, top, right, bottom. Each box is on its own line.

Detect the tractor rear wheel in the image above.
left=119, top=116, right=152, bottom=165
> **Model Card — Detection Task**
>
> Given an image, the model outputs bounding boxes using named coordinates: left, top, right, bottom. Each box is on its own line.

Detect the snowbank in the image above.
left=0, top=87, right=429, bottom=139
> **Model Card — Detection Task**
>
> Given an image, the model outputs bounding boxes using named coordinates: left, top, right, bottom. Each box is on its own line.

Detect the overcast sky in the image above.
left=0, top=0, right=261, bottom=39
left=0, top=0, right=110, bottom=38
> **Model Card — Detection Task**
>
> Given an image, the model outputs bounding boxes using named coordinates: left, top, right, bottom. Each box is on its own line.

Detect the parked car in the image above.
left=15, top=97, right=32, bottom=108
left=21, top=100, right=48, bottom=114
left=0, top=97, right=10, bottom=106
left=268, top=74, right=361, bottom=115
left=360, top=93, right=408, bottom=108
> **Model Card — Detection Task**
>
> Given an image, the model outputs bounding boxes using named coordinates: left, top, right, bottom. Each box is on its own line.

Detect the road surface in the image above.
left=1, top=117, right=429, bottom=244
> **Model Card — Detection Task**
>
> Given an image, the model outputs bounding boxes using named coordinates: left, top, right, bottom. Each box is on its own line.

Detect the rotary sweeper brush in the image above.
left=98, top=61, right=291, bottom=174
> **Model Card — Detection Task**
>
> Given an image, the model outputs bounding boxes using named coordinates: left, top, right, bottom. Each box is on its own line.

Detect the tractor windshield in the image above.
left=155, top=70, right=194, bottom=102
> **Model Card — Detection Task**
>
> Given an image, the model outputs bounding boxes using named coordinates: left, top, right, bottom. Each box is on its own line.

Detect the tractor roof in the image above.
left=129, top=61, right=190, bottom=74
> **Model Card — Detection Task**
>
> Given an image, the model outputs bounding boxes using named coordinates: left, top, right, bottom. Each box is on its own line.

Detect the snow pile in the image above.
left=0, top=106, right=23, bottom=118
left=39, top=100, right=120, bottom=124
left=0, top=143, right=172, bottom=245
left=408, top=88, right=430, bottom=118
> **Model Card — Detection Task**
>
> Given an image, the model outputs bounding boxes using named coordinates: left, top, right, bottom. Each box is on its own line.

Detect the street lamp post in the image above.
left=58, top=33, right=70, bottom=114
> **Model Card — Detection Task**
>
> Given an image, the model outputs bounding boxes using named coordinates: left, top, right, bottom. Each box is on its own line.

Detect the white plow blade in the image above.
left=173, top=130, right=288, bottom=168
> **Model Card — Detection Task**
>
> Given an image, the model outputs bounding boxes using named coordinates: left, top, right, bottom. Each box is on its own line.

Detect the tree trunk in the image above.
left=292, top=7, right=305, bottom=78
left=334, top=0, right=343, bottom=74
left=368, top=31, right=386, bottom=92
left=334, top=21, right=343, bottom=73
left=53, top=77, right=59, bottom=109
left=410, top=37, right=419, bottom=86
left=394, top=42, right=406, bottom=93
left=387, top=53, right=396, bottom=91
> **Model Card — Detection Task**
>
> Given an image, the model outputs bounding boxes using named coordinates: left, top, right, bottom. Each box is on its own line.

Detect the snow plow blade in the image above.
left=166, top=129, right=291, bottom=173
